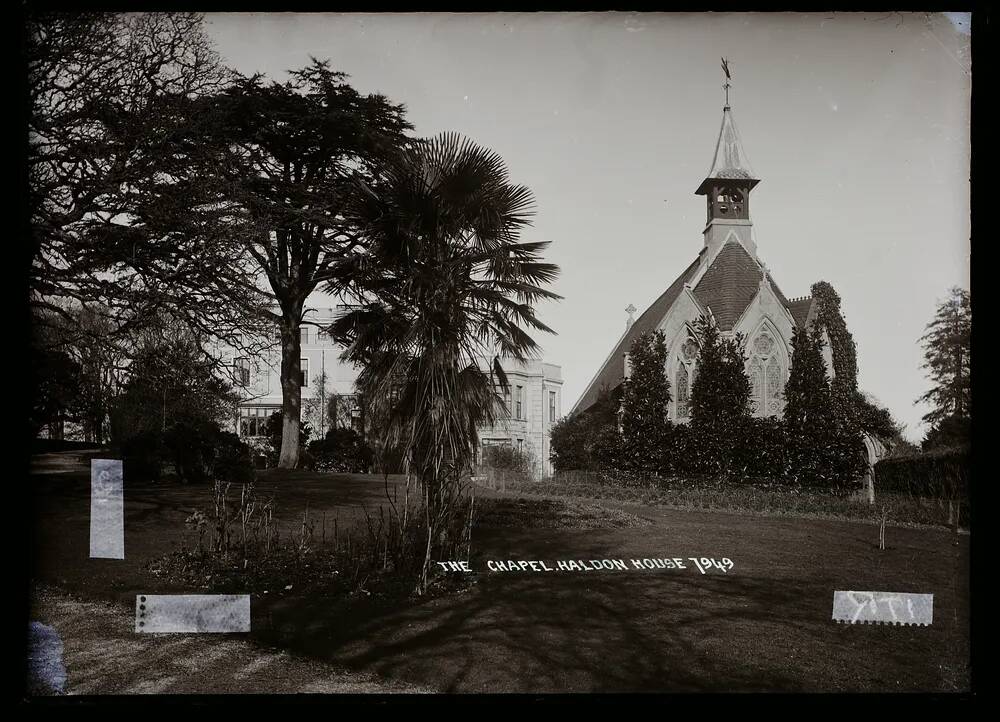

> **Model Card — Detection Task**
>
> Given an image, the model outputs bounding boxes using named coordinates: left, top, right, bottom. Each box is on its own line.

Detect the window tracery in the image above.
left=674, top=333, right=699, bottom=420
left=747, top=328, right=785, bottom=417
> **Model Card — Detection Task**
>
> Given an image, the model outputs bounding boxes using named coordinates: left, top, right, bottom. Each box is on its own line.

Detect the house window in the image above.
left=300, top=357, right=310, bottom=387
left=515, top=386, right=524, bottom=420
left=517, top=439, right=524, bottom=453
left=747, top=329, right=785, bottom=417
left=239, top=406, right=279, bottom=437
left=300, top=327, right=309, bottom=345
left=549, top=391, right=556, bottom=422
left=503, top=386, right=512, bottom=417
left=234, top=357, right=251, bottom=387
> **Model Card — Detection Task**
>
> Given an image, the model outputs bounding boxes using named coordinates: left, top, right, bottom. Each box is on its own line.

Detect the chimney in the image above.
left=625, top=304, right=637, bottom=331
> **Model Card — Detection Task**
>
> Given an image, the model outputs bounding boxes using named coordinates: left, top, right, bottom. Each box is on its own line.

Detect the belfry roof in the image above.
left=695, top=107, right=759, bottom=195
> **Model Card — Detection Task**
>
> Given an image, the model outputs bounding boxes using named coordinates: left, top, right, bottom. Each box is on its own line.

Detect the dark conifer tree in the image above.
left=689, top=315, right=751, bottom=475
left=917, top=287, right=971, bottom=449
left=783, top=325, right=831, bottom=432
left=620, top=330, right=671, bottom=467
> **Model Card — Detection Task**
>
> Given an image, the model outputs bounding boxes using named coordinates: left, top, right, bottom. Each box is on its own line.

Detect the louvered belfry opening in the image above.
left=708, top=181, right=750, bottom=223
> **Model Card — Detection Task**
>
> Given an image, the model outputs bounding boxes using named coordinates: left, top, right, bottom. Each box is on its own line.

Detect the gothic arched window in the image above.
left=674, top=335, right=699, bottom=420
left=676, top=365, right=690, bottom=419
left=746, top=328, right=785, bottom=417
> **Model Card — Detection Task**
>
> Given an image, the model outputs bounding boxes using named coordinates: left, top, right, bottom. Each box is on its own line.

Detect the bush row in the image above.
left=307, top=428, right=375, bottom=473
left=874, top=445, right=969, bottom=500
left=588, top=417, right=870, bottom=491
left=120, top=421, right=255, bottom=483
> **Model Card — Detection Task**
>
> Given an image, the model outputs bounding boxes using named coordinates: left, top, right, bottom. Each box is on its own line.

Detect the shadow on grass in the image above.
left=30, top=454, right=969, bottom=694
left=252, top=522, right=967, bottom=694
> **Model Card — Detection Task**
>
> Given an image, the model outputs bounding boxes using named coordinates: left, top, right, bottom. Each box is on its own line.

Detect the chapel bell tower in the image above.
left=695, top=59, right=760, bottom=260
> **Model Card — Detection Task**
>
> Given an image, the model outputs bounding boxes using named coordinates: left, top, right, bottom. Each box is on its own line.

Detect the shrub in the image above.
left=163, top=420, right=216, bottom=483
left=550, top=412, right=598, bottom=471
left=731, top=416, right=789, bottom=480
left=309, top=427, right=374, bottom=473
left=210, top=430, right=255, bottom=483
left=480, top=444, right=531, bottom=472
left=591, top=425, right=625, bottom=473
left=163, top=421, right=254, bottom=484
left=120, top=430, right=164, bottom=482
left=245, top=436, right=274, bottom=469
left=153, top=476, right=475, bottom=601
left=477, top=444, right=537, bottom=486
left=921, top=414, right=971, bottom=451
left=550, top=386, right=620, bottom=472
left=875, top=446, right=970, bottom=501
left=371, top=440, right=408, bottom=475
left=659, top=422, right=698, bottom=475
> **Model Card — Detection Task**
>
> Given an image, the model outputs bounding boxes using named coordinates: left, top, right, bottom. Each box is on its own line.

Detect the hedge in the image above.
left=874, top=446, right=969, bottom=500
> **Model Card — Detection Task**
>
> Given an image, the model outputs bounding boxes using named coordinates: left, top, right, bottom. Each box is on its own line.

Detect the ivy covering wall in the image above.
left=810, top=280, right=893, bottom=441
left=811, top=281, right=858, bottom=394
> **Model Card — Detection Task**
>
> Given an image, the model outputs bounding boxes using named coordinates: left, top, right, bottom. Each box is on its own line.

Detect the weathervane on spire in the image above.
left=721, top=57, right=732, bottom=109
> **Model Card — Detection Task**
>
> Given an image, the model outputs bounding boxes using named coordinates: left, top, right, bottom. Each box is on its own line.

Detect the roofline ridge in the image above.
left=571, top=256, right=701, bottom=414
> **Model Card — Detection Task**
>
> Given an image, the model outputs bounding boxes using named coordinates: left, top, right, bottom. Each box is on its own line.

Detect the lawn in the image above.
left=29, top=450, right=970, bottom=694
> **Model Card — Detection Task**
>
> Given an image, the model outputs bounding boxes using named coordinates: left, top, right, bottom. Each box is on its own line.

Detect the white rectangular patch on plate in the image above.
left=136, top=595, right=251, bottom=633
left=90, top=459, right=124, bottom=559
left=832, top=591, right=933, bottom=626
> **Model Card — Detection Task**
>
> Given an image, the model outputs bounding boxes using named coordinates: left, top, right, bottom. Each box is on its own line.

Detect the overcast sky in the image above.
left=206, top=12, right=971, bottom=442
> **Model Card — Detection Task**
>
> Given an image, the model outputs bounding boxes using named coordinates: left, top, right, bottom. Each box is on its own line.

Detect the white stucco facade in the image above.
left=476, top=359, right=563, bottom=479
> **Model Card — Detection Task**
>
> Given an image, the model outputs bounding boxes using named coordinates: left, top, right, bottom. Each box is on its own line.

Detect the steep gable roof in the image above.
left=692, top=241, right=796, bottom=331
left=573, top=242, right=810, bottom=415
left=572, top=256, right=702, bottom=414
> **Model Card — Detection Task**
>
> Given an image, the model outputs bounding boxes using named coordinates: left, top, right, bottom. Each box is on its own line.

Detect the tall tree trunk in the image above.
left=278, top=315, right=303, bottom=469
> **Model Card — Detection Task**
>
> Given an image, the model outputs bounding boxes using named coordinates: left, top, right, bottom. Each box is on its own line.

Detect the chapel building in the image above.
left=573, top=99, right=828, bottom=422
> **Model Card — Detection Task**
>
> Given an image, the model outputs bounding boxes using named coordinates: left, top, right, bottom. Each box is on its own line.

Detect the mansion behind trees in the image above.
left=573, top=100, right=835, bottom=420
left=225, top=306, right=364, bottom=441
left=220, top=306, right=563, bottom=478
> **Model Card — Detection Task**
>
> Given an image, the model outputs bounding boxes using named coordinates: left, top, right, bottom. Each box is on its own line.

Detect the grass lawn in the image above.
left=29, top=451, right=970, bottom=694
left=495, top=474, right=968, bottom=530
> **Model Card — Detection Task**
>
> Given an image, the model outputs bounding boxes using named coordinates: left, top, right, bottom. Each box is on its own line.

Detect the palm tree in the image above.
left=327, top=132, right=560, bottom=591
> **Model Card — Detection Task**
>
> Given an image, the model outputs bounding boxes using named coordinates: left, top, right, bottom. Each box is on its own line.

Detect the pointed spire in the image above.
left=695, top=106, right=759, bottom=195
left=706, top=108, right=755, bottom=180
